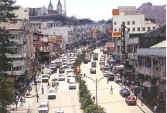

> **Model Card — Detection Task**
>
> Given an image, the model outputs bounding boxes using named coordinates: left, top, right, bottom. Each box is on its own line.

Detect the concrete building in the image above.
left=112, top=7, right=158, bottom=36
left=0, top=7, right=33, bottom=78
left=136, top=40, right=166, bottom=106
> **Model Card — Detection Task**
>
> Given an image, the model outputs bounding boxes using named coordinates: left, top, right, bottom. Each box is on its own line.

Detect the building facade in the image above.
left=112, top=7, right=158, bottom=36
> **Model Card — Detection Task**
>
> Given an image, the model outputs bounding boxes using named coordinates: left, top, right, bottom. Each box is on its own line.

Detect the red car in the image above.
left=125, top=96, right=136, bottom=105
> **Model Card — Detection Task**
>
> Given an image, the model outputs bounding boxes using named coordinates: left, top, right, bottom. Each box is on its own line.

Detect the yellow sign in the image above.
left=49, top=37, right=56, bottom=43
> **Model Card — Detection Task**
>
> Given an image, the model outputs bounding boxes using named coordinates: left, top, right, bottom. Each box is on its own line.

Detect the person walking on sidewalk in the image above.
left=41, top=85, right=44, bottom=94
left=110, top=85, right=113, bottom=94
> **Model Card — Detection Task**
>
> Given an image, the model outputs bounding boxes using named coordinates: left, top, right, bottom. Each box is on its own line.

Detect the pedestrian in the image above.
left=36, top=94, right=39, bottom=103
left=153, top=104, right=158, bottom=113
left=48, top=82, right=50, bottom=86
left=41, top=85, right=44, bottom=94
left=92, top=96, right=95, bottom=103
left=110, top=85, right=113, bottom=94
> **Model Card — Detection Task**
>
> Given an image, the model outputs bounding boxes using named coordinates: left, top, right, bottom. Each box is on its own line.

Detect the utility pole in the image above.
left=121, top=22, right=129, bottom=81
left=96, top=78, right=98, bottom=113
left=121, top=22, right=127, bottom=63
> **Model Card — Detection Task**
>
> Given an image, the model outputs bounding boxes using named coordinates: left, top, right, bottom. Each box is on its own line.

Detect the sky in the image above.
left=15, top=0, right=166, bottom=21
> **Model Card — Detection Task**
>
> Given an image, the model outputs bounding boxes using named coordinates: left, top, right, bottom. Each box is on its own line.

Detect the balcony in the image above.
left=136, top=66, right=161, bottom=78
left=6, top=69, right=26, bottom=76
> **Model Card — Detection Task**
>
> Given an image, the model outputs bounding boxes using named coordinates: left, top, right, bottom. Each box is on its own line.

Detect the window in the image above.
left=114, top=28, right=117, bottom=32
left=132, top=21, right=135, bottom=25
left=142, top=27, right=145, bottom=31
left=132, top=28, right=135, bottom=31
left=127, top=21, right=130, bottom=25
left=114, top=22, right=117, bottom=25
left=147, top=27, right=151, bottom=31
left=137, top=27, right=140, bottom=31
left=127, top=28, right=130, bottom=32
left=153, top=27, right=155, bottom=30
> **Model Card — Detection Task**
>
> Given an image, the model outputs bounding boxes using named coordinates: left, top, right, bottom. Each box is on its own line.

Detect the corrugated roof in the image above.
left=151, top=40, right=166, bottom=48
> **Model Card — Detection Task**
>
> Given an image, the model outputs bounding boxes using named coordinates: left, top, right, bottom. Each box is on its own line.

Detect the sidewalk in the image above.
left=113, top=81, right=154, bottom=113
left=9, top=82, right=38, bottom=113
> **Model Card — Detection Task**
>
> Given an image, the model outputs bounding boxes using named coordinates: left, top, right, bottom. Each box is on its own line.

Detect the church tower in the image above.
left=48, top=0, right=53, bottom=10
left=57, top=0, right=63, bottom=15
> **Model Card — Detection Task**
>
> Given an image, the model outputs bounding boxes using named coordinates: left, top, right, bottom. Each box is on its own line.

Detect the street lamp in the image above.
left=86, top=76, right=105, bottom=113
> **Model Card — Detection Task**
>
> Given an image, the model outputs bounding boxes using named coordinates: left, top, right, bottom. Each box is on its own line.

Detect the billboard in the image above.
left=49, top=37, right=56, bottom=43
left=112, top=32, right=121, bottom=38
left=112, top=9, right=120, bottom=16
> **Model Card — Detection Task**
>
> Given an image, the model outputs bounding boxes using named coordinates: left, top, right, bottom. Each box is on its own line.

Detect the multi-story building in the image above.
left=112, top=6, right=158, bottom=36
left=136, top=40, right=166, bottom=108
left=0, top=7, right=34, bottom=80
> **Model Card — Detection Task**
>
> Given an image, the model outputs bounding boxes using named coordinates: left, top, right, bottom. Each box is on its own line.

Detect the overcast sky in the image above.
left=15, top=0, right=166, bottom=21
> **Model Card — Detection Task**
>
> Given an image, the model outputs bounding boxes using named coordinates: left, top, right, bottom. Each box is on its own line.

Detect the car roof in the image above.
left=40, top=101, right=48, bottom=105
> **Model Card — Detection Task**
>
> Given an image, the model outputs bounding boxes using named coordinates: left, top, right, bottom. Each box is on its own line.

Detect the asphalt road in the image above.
left=80, top=48, right=153, bottom=113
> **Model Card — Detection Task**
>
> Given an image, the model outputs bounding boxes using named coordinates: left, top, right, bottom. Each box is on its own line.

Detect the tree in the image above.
left=85, top=104, right=106, bottom=113
left=0, top=0, right=19, bottom=112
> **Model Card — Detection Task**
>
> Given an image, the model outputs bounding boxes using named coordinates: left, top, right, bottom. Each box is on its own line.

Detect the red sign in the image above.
left=33, top=41, right=41, bottom=47
left=56, top=35, right=62, bottom=39
left=112, top=9, right=120, bottom=16
left=112, top=32, right=121, bottom=38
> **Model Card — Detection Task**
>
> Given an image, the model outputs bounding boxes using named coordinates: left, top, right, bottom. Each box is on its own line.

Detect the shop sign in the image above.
left=112, top=9, right=120, bottom=15
left=112, top=32, right=121, bottom=38
left=49, top=37, right=56, bottom=43
left=162, top=72, right=166, bottom=77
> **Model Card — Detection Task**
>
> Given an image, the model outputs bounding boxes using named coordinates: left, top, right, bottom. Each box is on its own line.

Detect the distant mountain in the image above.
left=137, top=2, right=166, bottom=25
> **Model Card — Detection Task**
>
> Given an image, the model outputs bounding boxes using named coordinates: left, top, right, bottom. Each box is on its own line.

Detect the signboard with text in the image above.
left=112, top=32, right=121, bottom=38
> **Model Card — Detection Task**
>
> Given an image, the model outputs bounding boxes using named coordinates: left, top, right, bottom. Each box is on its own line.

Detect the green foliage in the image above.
left=0, top=76, right=15, bottom=113
left=0, top=0, right=19, bottom=22
left=85, top=104, right=105, bottom=113
left=0, top=0, right=19, bottom=112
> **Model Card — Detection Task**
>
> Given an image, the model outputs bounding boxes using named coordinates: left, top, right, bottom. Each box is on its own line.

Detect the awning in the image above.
left=143, top=81, right=152, bottom=87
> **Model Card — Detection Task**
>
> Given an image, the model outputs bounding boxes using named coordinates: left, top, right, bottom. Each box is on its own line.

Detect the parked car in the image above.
left=48, top=88, right=56, bottom=99
left=116, top=79, right=122, bottom=84
left=125, top=96, right=137, bottom=105
left=90, top=68, right=96, bottom=74
left=38, top=101, right=49, bottom=113
left=108, top=75, right=114, bottom=81
left=120, top=88, right=130, bottom=97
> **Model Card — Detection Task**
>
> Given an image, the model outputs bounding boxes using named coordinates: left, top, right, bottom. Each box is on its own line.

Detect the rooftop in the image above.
left=151, top=40, right=166, bottom=48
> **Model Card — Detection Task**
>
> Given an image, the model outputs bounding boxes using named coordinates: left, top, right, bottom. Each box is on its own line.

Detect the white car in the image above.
left=56, top=108, right=64, bottom=113
left=68, top=77, right=76, bottom=84
left=48, top=88, right=56, bottom=99
left=66, top=68, right=74, bottom=73
left=103, top=71, right=110, bottom=77
left=69, top=83, right=76, bottom=89
left=41, top=74, right=49, bottom=82
left=38, top=101, right=49, bottom=113
left=58, top=74, right=65, bottom=81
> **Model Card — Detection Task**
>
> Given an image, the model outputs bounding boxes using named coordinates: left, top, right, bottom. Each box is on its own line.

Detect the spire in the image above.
left=48, top=0, right=53, bottom=10
left=57, top=0, right=62, bottom=15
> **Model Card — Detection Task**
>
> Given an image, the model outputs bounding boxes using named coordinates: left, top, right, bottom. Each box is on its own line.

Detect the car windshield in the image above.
left=49, top=90, right=55, bottom=93
left=39, top=104, right=47, bottom=108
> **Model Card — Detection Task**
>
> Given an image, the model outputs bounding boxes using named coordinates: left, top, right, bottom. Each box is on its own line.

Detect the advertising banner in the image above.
left=112, top=32, right=121, bottom=38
